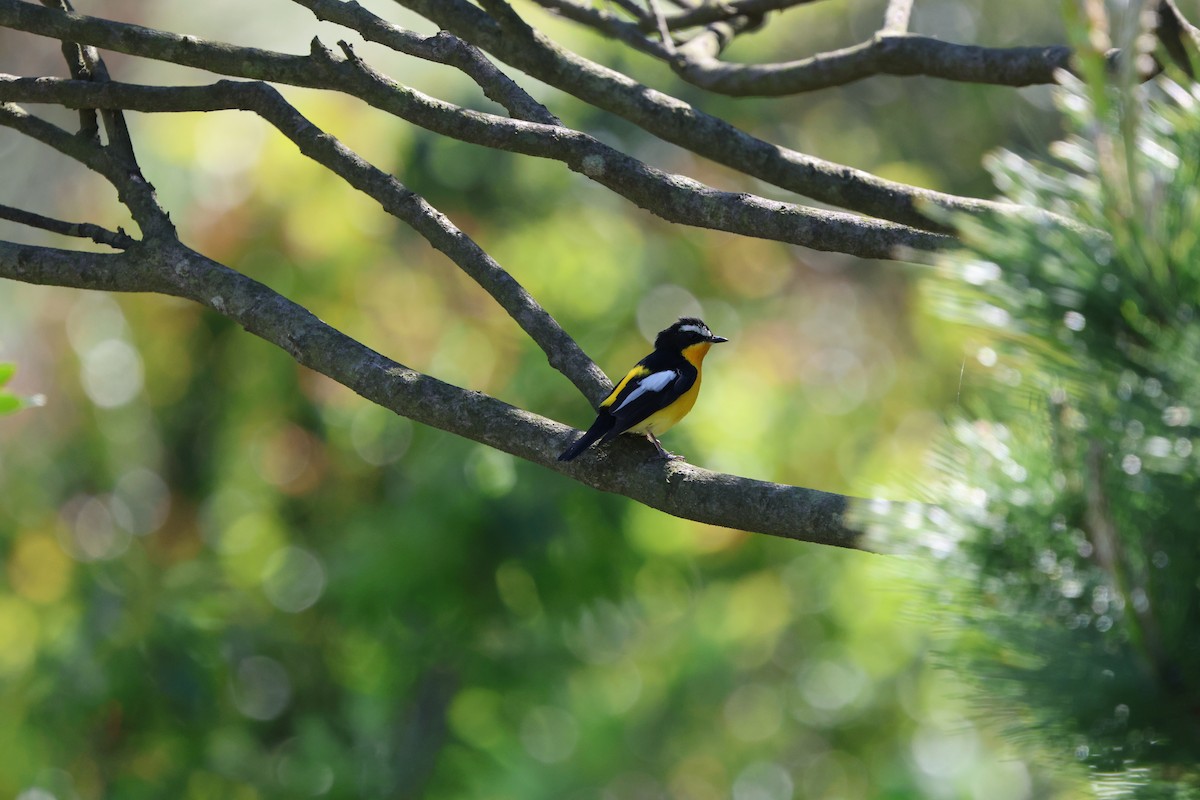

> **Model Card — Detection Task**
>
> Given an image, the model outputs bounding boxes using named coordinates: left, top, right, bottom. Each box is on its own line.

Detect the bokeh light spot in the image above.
left=911, top=721, right=979, bottom=778
left=636, top=285, right=703, bottom=342
left=114, top=468, right=171, bottom=535
left=349, top=407, right=412, bottom=466
left=724, top=683, right=784, bottom=742
left=80, top=339, right=144, bottom=408
left=232, top=656, right=292, bottom=721
left=60, top=494, right=132, bottom=561
left=519, top=706, right=578, bottom=764
left=261, top=546, right=326, bottom=613
left=732, top=761, right=793, bottom=800
left=464, top=447, right=517, bottom=497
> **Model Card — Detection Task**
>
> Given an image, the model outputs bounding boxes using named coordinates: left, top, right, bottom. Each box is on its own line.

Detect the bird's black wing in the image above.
left=601, top=365, right=696, bottom=441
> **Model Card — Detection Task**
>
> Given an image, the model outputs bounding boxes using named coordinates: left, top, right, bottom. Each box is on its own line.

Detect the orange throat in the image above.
left=681, top=341, right=712, bottom=368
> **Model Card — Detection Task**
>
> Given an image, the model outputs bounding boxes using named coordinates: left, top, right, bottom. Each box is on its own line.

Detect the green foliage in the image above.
left=0, top=361, right=44, bottom=416
left=901, top=73, right=1200, bottom=796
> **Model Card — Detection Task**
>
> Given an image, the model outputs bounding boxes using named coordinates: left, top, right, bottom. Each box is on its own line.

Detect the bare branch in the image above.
left=0, top=237, right=868, bottom=550
left=513, top=0, right=1076, bottom=93
left=39, top=0, right=97, bottom=138
left=0, top=74, right=609, bottom=402
left=523, top=0, right=1173, bottom=96
left=529, top=0, right=675, bottom=60
left=291, top=0, right=559, bottom=124
left=0, top=4, right=950, bottom=258
left=658, top=0, right=822, bottom=30
left=0, top=203, right=134, bottom=248
left=394, top=0, right=1039, bottom=232
left=645, top=0, right=676, bottom=55
left=608, top=0, right=650, bottom=22
left=0, top=101, right=171, bottom=239
left=882, top=0, right=914, bottom=33
left=674, top=14, right=768, bottom=62
left=673, top=34, right=1075, bottom=95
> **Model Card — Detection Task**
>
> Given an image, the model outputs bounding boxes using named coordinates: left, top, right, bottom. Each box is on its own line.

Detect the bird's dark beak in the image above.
left=709, top=335, right=728, bottom=343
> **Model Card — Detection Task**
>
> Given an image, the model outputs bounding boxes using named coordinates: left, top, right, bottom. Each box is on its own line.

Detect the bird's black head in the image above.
left=654, top=317, right=729, bottom=351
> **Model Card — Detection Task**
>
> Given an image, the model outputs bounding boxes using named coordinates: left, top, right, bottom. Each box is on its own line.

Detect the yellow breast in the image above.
left=626, top=373, right=702, bottom=435
left=626, top=341, right=713, bottom=436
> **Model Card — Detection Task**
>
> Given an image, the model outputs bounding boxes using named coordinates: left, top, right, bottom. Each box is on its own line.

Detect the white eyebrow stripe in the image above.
left=613, top=369, right=677, bottom=413
left=677, top=324, right=707, bottom=336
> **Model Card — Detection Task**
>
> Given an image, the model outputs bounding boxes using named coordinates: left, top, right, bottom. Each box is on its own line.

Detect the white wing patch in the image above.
left=613, top=369, right=677, bottom=413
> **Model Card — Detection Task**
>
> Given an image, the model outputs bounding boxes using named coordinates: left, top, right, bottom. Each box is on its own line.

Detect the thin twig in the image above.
left=0, top=202, right=135, bottom=248
left=0, top=102, right=171, bottom=239
left=291, top=0, right=559, bottom=124
left=39, top=0, right=98, bottom=139
left=646, top=0, right=676, bottom=55
left=656, top=0, right=822, bottom=30
left=607, top=0, right=650, bottom=21
left=882, top=0, right=914, bottom=33
left=529, top=0, right=674, bottom=60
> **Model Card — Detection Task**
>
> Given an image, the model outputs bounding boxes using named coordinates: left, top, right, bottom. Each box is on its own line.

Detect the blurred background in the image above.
left=0, top=0, right=1097, bottom=797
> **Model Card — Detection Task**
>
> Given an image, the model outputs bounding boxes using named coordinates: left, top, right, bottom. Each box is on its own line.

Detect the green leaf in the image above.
left=0, top=389, right=43, bottom=416
left=0, top=392, right=21, bottom=416
left=0, top=363, right=14, bottom=389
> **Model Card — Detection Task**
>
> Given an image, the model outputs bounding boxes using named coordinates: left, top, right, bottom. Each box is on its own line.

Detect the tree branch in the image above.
left=39, top=0, right=97, bottom=138
left=530, top=0, right=674, bottom=60
left=0, top=101, right=169, bottom=238
left=518, top=0, right=1079, bottom=93
left=537, top=0, right=1181, bottom=96
left=882, top=0, right=914, bottom=33
left=0, top=202, right=134, bottom=248
left=0, top=74, right=609, bottom=402
left=673, top=34, right=1075, bottom=95
left=290, top=0, right=560, bottom=124
left=394, top=0, right=1045, bottom=232
left=0, top=2, right=948, bottom=256
left=0, top=238, right=866, bottom=550
left=656, top=0, right=821, bottom=31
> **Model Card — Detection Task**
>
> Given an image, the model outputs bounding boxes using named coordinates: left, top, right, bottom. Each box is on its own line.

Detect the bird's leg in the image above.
left=646, top=432, right=684, bottom=461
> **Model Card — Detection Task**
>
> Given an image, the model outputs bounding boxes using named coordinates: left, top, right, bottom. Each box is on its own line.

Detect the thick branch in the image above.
left=0, top=2, right=947, bottom=256
left=0, top=238, right=865, bottom=550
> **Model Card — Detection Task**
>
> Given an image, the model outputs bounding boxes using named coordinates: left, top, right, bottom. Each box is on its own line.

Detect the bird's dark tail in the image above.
left=558, top=414, right=616, bottom=461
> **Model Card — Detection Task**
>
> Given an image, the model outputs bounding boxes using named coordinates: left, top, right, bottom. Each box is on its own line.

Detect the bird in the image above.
left=558, top=317, right=728, bottom=462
